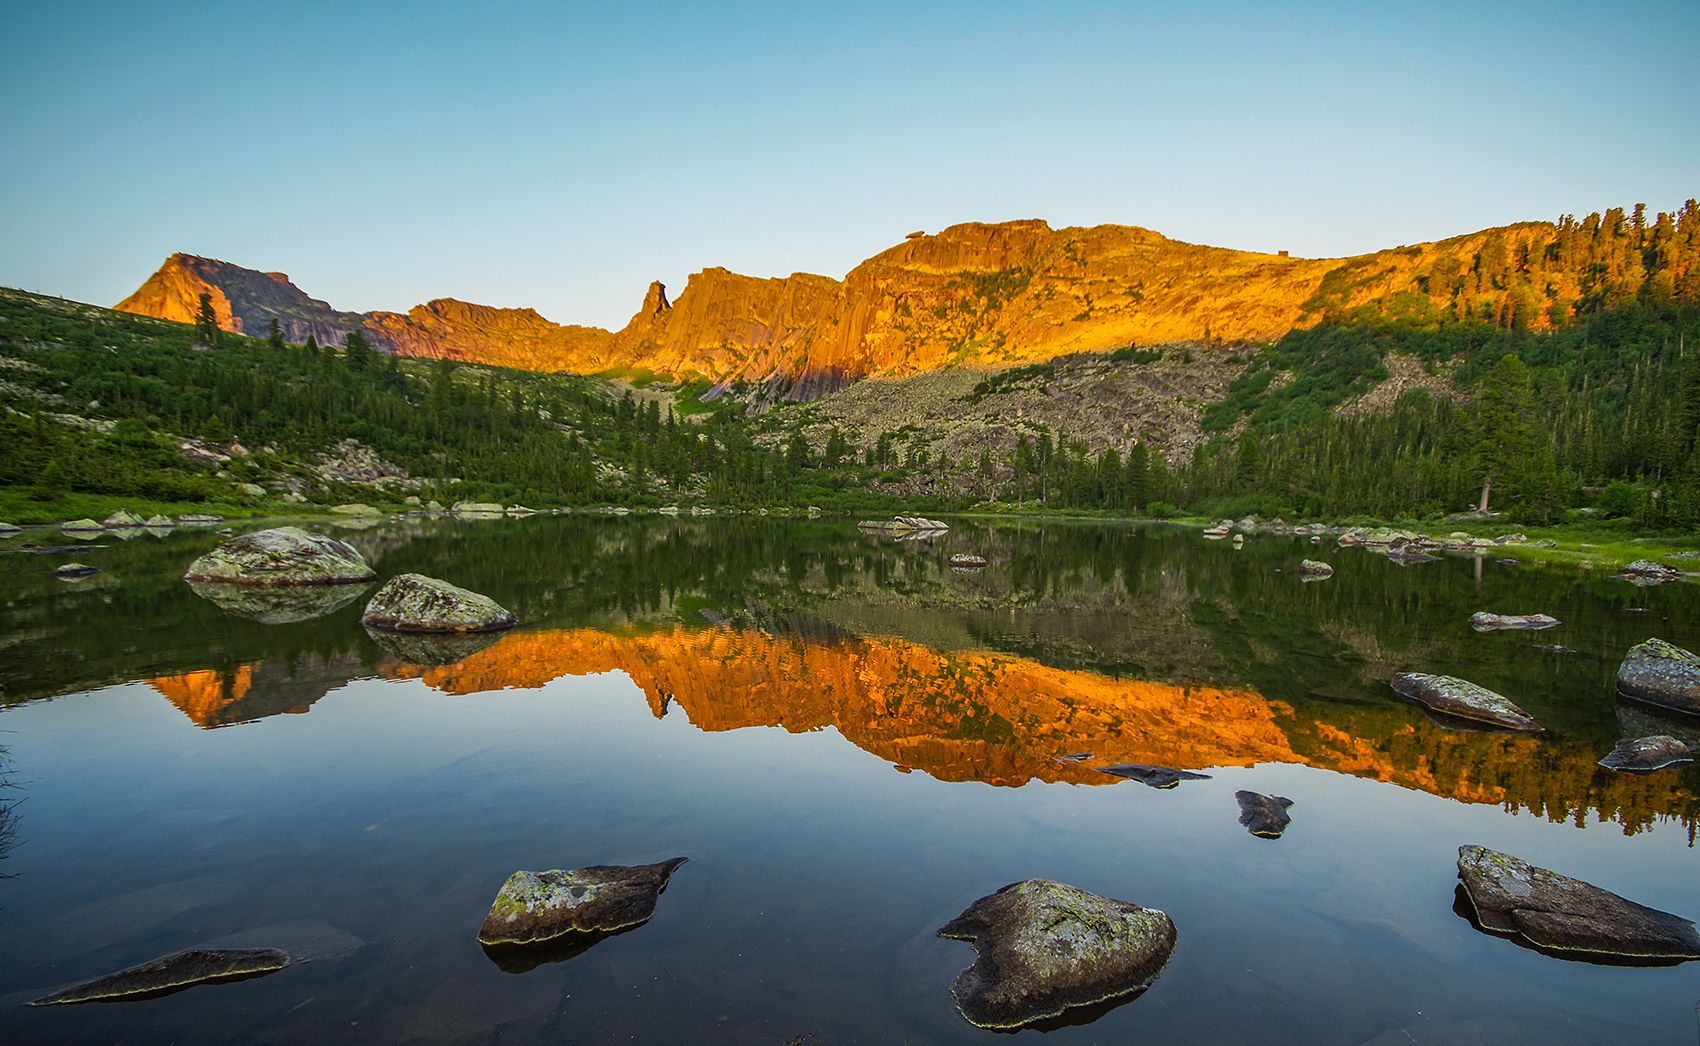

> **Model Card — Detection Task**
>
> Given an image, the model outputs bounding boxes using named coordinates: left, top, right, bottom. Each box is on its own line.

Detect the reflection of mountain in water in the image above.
left=148, top=653, right=368, bottom=727
left=375, top=626, right=1700, bottom=832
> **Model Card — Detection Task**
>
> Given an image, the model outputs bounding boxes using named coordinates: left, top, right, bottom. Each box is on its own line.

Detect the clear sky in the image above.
left=2, top=0, right=1695, bottom=330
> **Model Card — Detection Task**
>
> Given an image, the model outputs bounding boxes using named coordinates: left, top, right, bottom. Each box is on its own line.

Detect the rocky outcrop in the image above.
left=30, top=948, right=290, bottom=1005
left=359, top=573, right=516, bottom=633
left=937, top=879, right=1175, bottom=1030
left=1389, top=672, right=1543, bottom=732
left=115, top=254, right=371, bottom=347
left=1235, top=790, right=1294, bottom=838
left=182, top=526, right=377, bottom=585
left=1616, top=638, right=1700, bottom=715
left=1598, top=736, right=1693, bottom=774
left=478, top=858, right=687, bottom=947
left=1456, top=845, right=1700, bottom=962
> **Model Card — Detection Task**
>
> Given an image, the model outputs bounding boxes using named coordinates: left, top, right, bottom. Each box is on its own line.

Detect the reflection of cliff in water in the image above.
left=147, top=653, right=368, bottom=727
left=378, top=625, right=1700, bottom=832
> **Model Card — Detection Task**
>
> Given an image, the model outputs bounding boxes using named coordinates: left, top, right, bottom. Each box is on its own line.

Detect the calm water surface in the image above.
left=1, top=515, right=1698, bottom=1044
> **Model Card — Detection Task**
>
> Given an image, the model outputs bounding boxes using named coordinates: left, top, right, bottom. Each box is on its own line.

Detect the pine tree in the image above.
left=1474, top=355, right=1534, bottom=512
left=343, top=329, right=374, bottom=372
left=195, top=293, right=219, bottom=345
left=266, top=317, right=285, bottom=351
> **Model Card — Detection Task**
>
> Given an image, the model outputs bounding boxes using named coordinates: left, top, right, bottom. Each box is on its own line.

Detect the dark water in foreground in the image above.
left=1, top=515, right=1699, bottom=1044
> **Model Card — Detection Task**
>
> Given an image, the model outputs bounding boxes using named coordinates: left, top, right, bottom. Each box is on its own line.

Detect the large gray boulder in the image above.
left=183, top=526, right=377, bottom=585
left=1389, top=672, right=1543, bottom=732
left=478, top=858, right=688, bottom=948
left=937, top=879, right=1175, bottom=1030
left=360, top=573, right=516, bottom=633
left=1456, top=845, right=1700, bottom=962
left=30, top=948, right=290, bottom=1005
left=1617, top=638, right=1700, bottom=714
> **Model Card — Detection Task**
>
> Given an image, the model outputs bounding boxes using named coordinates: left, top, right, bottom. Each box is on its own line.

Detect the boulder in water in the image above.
left=59, top=518, right=102, bottom=532
left=30, top=948, right=290, bottom=1005
left=1469, top=612, right=1560, bottom=631
left=1298, top=559, right=1333, bottom=580
left=1456, top=845, right=1700, bottom=962
left=1092, top=763, right=1212, bottom=788
left=1389, top=672, right=1543, bottom=732
left=1615, top=559, right=1686, bottom=584
left=53, top=562, right=99, bottom=578
left=330, top=503, right=382, bottom=516
left=361, top=573, right=516, bottom=633
left=101, top=509, right=146, bottom=528
left=1235, top=791, right=1293, bottom=838
left=183, top=526, right=376, bottom=585
left=937, top=879, right=1175, bottom=1030
left=948, top=553, right=988, bottom=569
left=1597, top=736, right=1693, bottom=774
left=452, top=501, right=505, bottom=515
left=478, top=857, right=687, bottom=948
left=1616, top=638, right=1700, bottom=715
left=143, top=515, right=174, bottom=529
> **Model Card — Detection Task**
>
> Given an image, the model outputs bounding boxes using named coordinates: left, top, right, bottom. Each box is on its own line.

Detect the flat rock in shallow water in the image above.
left=1598, top=735, right=1693, bottom=773
left=189, top=580, right=371, bottom=624
left=1093, top=763, right=1212, bottom=788
left=53, top=562, right=98, bottom=578
left=1468, top=612, right=1560, bottom=631
left=1389, top=672, right=1543, bottom=732
left=30, top=948, right=289, bottom=1005
left=183, top=526, right=376, bottom=585
left=937, top=879, right=1175, bottom=1030
left=1616, top=638, right=1700, bottom=715
left=361, top=573, right=516, bottom=633
left=479, top=858, right=687, bottom=948
left=1456, top=845, right=1700, bottom=962
left=1235, top=791, right=1293, bottom=838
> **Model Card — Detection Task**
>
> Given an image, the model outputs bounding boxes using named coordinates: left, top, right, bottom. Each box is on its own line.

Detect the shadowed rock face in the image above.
left=1093, top=763, right=1213, bottom=788
left=1389, top=673, right=1544, bottom=732
left=1617, top=638, right=1700, bottom=715
left=360, top=573, right=517, bottom=633
left=182, top=527, right=376, bottom=586
left=478, top=858, right=688, bottom=948
left=1598, top=736, right=1693, bottom=774
left=188, top=580, right=371, bottom=623
left=1235, top=791, right=1294, bottom=838
left=1455, top=845, right=1700, bottom=963
left=30, top=948, right=290, bottom=1005
left=937, top=879, right=1175, bottom=1030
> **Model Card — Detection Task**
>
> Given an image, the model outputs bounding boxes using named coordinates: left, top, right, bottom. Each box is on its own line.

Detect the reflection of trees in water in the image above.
left=0, top=745, right=19, bottom=876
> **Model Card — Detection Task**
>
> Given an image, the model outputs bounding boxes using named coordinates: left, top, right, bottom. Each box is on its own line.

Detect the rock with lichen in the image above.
left=937, top=879, right=1175, bottom=1030
left=1617, top=638, right=1700, bottom=715
left=1456, top=845, right=1700, bottom=962
left=360, top=573, right=516, bottom=633
left=1389, top=672, right=1543, bottom=732
left=183, top=526, right=376, bottom=585
left=1597, top=735, right=1693, bottom=774
left=31, top=948, right=290, bottom=1005
left=478, top=858, right=688, bottom=948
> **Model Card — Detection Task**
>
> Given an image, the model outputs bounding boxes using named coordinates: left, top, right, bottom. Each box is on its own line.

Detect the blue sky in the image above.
left=2, top=0, right=1695, bottom=330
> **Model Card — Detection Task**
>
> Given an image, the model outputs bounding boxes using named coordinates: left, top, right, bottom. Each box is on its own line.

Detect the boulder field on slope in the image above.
left=182, top=526, right=377, bottom=585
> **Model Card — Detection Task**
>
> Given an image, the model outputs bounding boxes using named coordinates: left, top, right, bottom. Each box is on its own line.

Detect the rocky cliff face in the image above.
left=112, top=217, right=1577, bottom=397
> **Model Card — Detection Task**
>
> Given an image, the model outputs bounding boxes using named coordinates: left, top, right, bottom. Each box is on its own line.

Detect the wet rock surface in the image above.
left=1092, top=763, right=1212, bottom=788
left=478, top=858, right=688, bottom=949
left=30, top=948, right=290, bottom=1005
left=360, top=573, right=517, bottom=633
left=1468, top=612, right=1560, bottom=631
left=1616, top=638, right=1700, bottom=715
left=1597, top=735, right=1693, bottom=773
left=937, top=879, right=1175, bottom=1030
left=1456, top=845, right=1700, bottom=963
left=1389, top=672, right=1543, bottom=732
left=182, top=526, right=377, bottom=585
left=189, top=580, right=372, bottom=624
left=1235, top=791, right=1294, bottom=838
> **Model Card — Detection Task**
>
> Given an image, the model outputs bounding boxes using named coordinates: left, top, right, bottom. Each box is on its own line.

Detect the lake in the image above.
left=1, top=514, right=1698, bottom=1044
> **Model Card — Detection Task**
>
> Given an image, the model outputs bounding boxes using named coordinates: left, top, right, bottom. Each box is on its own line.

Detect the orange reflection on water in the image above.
left=148, top=667, right=255, bottom=726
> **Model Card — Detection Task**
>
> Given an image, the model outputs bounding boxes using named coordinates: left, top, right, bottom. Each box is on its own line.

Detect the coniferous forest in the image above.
left=1, top=200, right=1697, bottom=528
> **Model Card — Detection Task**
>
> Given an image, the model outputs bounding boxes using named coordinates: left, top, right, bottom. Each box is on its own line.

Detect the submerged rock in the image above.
left=1298, top=559, right=1333, bottom=580
left=188, top=580, right=371, bottom=624
left=1389, top=673, right=1543, bottom=732
left=1092, top=763, right=1212, bottom=788
left=53, top=562, right=98, bottom=578
left=1456, top=845, right=1700, bottom=962
left=478, top=857, right=688, bottom=948
left=1468, top=612, right=1560, bottom=631
left=364, top=625, right=506, bottom=666
left=360, top=573, right=516, bottom=633
left=1598, top=735, right=1693, bottom=774
left=1235, top=791, right=1294, bottom=838
left=30, top=948, right=290, bottom=1005
left=183, top=526, right=377, bottom=585
left=1616, top=638, right=1700, bottom=715
left=937, top=879, right=1175, bottom=1030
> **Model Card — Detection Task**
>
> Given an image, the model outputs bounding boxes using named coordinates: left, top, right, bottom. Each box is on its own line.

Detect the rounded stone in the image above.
left=360, top=573, right=516, bottom=633
left=182, top=526, right=377, bottom=586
